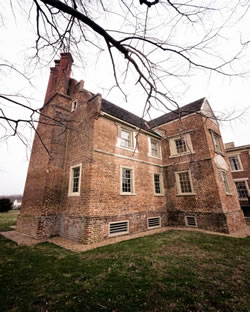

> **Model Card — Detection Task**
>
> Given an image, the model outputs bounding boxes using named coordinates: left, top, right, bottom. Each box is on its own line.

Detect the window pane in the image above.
left=151, top=140, right=159, bottom=157
left=235, top=181, right=248, bottom=198
left=213, top=134, right=222, bottom=152
left=72, top=167, right=80, bottom=193
left=175, top=138, right=187, bottom=153
left=178, top=172, right=192, bottom=193
left=121, top=130, right=131, bottom=148
left=122, top=168, right=132, bottom=192
left=154, top=174, right=161, bottom=193
left=229, top=156, right=241, bottom=171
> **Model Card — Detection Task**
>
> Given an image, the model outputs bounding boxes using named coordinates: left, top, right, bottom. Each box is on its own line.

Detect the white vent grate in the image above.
left=185, top=216, right=197, bottom=227
left=148, top=217, right=161, bottom=229
left=109, top=221, right=129, bottom=236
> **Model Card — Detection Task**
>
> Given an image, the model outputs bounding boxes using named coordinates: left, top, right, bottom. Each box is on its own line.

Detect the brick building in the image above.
left=16, top=53, right=247, bottom=244
left=225, top=142, right=250, bottom=219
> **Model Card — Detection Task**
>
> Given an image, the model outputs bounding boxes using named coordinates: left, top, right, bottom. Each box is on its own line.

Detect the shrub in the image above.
left=0, top=198, right=13, bottom=213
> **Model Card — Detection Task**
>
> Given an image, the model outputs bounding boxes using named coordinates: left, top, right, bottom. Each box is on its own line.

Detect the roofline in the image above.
left=225, top=145, right=250, bottom=152
left=100, top=111, right=161, bottom=138
left=150, top=111, right=201, bottom=129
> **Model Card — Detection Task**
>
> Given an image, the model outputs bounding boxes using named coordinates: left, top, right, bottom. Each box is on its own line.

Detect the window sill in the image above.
left=169, top=152, right=194, bottom=158
left=231, top=169, right=244, bottom=172
left=120, top=193, right=136, bottom=196
left=116, top=145, right=138, bottom=153
left=225, top=193, right=233, bottom=196
left=68, top=193, right=80, bottom=197
left=154, top=193, right=164, bottom=197
left=176, top=193, right=197, bottom=196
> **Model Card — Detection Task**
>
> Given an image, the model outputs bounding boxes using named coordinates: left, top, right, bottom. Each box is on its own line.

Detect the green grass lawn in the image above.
left=0, top=212, right=249, bottom=312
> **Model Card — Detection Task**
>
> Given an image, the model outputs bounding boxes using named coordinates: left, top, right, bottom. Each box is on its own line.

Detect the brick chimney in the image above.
left=44, top=53, right=74, bottom=105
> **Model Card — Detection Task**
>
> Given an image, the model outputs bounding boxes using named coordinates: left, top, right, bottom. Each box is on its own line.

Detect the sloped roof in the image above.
left=148, top=98, right=205, bottom=128
left=101, top=99, right=158, bottom=135
left=101, top=97, right=205, bottom=134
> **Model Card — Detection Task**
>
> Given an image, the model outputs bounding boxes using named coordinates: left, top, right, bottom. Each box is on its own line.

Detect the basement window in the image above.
left=109, top=221, right=129, bottom=236
left=148, top=217, right=161, bottom=229
left=185, top=216, right=197, bottom=227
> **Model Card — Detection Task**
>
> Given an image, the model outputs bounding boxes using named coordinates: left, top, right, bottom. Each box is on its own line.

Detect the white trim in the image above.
left=120, top=165, right=136, bottom=195
left=234, top=179, right=250, bottom=199
left=169, top=133, right=194, bottom=158
left=228, top=154, right=243, bottom=172
left=68, top=163, right=82, bottom=197
left=147, top=137, right=162, bottom=159
left=153, top=173, right=164, bottom=196
left=116, top=125, right=139, bottom=153
left=71, top=99, right=78, bottom=112
left=175, top=170, right=196, bottom=196
left=211, top=131, right=223, bottom=154
left=108, top=220, right=129, bottom=237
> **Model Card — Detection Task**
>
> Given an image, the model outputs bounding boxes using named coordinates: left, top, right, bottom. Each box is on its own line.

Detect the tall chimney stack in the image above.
left=44, top=53, right=74, bottom=105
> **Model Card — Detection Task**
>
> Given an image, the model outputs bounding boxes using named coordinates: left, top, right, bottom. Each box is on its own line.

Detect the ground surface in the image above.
left=0, top=211, right=250, bottom=312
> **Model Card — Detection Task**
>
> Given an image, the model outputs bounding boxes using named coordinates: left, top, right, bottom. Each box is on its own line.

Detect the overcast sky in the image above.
left=0, top=1, right=250, bottom=196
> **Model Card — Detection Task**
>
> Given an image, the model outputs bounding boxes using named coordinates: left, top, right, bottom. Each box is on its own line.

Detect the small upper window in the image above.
left=150, top=139, right=160, bottom=157
left=221, top=170, right=230, bottom=194
left=71, top=100, right=78, bottom=112
left=120, top=129, right=133, bottom=148
left=212, top=132, right=222, bottom=153
left=175, top=138, right=187, bottom=154
left=169, top=133, right=193, bottom=157
left=235, top=181, right=249, bottom=198
left=229, top=156, right=242, bottom=171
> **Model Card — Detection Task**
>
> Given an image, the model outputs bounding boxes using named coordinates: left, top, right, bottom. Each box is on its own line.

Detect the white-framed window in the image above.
left=169, top=133, right=194, bottom=157
left=116, top=125, right=137, bottom=151
left=120, top=128, right=133, bottom=148
left=109, top=220, right=129, bottom=236
left=234, top=180, right=249, bottom=199
left=212, top=131, right=223, bottom=153
left=153, top=173, right=164, bottom=196
left=148, top=137, right=161, bottom=158
left=68, top=163, right=82, bottom=196
left=229, top=155, right=242, bottom=171
left=120, top=166, right=135, bottom=195
left=175, top=170, right=195, bottom=195
left=175, top=138, right=187, bottom=153
left=220, top=170, right=231, bottom=194
left=147, top=217, right=161, bottom=229
left=71, top=100, right=78, bottom=112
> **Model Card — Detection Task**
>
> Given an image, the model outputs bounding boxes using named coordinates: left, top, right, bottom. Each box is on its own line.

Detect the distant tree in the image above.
left=0, top=198, right=13, bottom=213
